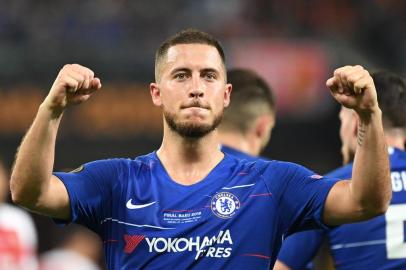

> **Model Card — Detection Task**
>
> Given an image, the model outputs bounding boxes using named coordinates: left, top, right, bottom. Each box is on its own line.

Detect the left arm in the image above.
left=323, top=65, right=391, bottom=225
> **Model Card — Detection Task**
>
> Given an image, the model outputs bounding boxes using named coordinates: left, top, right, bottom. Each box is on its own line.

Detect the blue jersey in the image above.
left=221, top=145, right=260, bottom=162
left=277, top=147, right=406, bottom=270
left=222, top=145, right=316, bottom=270
left=277, top=230, right=324, bottom=270
left=54, top=151, right=338, bottom=269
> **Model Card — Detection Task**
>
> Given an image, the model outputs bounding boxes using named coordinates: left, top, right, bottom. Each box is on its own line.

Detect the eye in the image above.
left=174, top=73, right=188, bottom=80
left=204, top=72, right=217, bottom=80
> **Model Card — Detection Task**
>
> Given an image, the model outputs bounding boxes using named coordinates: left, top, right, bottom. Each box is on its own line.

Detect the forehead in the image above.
left=164, top=44, right=224, bottom=72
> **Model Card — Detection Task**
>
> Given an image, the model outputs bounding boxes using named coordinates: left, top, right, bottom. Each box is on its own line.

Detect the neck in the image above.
left=157, top=124, right=224, bottom=185
left=385, top=128, right=405, bottom=150
left=217, top=130, right=257, bottom=156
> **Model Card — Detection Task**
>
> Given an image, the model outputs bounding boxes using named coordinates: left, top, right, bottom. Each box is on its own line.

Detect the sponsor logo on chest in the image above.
left=124, top=229, right=233, bottom=260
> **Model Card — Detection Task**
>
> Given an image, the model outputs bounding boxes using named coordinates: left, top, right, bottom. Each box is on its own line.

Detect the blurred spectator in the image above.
left=0, top=159, right=38, bottom=269
left=0, top=0, right=404, bottom=84
left=40, top=225, right=102, bottom=270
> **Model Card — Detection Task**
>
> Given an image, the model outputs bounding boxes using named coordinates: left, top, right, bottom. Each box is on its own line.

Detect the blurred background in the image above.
left=0, top=0, right=405, bottom=269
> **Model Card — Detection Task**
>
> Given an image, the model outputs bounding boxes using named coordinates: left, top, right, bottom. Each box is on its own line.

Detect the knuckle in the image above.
left=348, top=74, right=358, bottom=82
left=334, top=69, right=342, bottom=77
left=71, top=81, right=79, bottom=88
left=88, top=69, right=94, bottom=78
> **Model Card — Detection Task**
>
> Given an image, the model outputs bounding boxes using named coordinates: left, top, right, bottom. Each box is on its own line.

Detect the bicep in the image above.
left=35, top=175, right=71, bottom=220
left=323, top=180, right=365, bottom=225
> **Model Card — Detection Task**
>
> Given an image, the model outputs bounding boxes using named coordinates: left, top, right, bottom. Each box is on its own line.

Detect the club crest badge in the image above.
left=211, top=192, right=240, bottom=219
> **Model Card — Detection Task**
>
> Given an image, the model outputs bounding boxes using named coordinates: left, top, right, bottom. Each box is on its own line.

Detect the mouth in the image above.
left=181, top=107, right=209, bottom=115
left=180, top=104, right=210, bottom=110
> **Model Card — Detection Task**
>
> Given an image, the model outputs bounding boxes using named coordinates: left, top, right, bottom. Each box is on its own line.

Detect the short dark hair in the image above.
left=220, top=68, right=276, bottom=133
left=372, top=70, right=406, bottom=128
left=155, top=29, right=226, bottom=81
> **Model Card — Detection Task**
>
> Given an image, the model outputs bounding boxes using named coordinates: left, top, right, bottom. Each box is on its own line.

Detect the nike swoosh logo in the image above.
left=126, top=199, right=156, bottom=209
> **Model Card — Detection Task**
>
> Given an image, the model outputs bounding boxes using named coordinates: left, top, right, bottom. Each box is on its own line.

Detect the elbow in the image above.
left=379, top=192, right=392, bottom=214
left=10, top=175, right=38, bottom=209
left=10, top=175, right=25, bottom=206
left=360, top=193, right=392, bottom=219
left=368, top=202, right=390, bottom=217
left=376, top=188, right=392, bottom=215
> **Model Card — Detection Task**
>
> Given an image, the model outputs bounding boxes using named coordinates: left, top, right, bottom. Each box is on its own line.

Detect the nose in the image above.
left=189, top=76, right=204, bottom=98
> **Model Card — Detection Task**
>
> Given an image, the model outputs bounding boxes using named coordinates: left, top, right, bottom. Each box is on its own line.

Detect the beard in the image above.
left=164, top=109, right=223, bottom=138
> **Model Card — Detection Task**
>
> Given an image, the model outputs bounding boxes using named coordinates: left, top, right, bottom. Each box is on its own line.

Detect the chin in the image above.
left=164, top=109, right=223, bottom=138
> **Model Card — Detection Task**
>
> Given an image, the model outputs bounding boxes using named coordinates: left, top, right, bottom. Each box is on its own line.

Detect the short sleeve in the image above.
left=263, top=161, right=340, bottom=234
left=277, top=230, right=325, bottom=270
left=53, top=159, right=127, bottom=232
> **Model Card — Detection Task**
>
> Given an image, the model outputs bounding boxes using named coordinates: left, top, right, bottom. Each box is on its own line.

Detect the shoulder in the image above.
left=256, top=159, right=314, bottom=176
left=79, top=152, right=156, bottom=173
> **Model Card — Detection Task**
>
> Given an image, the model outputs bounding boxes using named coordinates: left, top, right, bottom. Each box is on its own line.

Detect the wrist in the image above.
left=39, top=101, right=65, bottom=120
left=356, top=106, right=382, bottom=124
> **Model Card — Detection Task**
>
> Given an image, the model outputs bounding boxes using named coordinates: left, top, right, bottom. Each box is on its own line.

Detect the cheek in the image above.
left=212, top=86, right=228, bottom=104
left=212, top=93, right=227, bottom=111
left=161, top=88, right=179, bottom=104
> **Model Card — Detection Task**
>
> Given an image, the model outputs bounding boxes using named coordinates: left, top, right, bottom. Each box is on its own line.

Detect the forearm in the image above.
left=350, top=108, right=391, bottom=215
left=10, top=103, right=62, bottom=208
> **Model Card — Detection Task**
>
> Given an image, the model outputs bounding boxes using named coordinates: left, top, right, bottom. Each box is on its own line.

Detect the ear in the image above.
left=254, top=115, right=274, bottom=141
left=223, top=83, right=232, bottom=108
left=150, top=83, right=162, bottom=107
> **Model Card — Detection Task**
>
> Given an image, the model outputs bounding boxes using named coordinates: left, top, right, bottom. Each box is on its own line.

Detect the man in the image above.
left=275, top=71, right=406, bottom=270
left=220, top=68, right=313, bottom=270
left=218, top=68, right=275, bottom=160
left=10, top=29, right=390, bottom=269
left=0, top=159, right=38, bottom=269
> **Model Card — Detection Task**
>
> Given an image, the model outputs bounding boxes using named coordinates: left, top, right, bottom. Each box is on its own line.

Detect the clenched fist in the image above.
left=327, top=65, right=379, bottom=119
left=43, top=64, right=102, bottom=114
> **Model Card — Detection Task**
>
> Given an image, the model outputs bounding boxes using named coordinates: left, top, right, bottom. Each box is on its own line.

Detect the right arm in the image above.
left=10, top=64, right=101, bottom=220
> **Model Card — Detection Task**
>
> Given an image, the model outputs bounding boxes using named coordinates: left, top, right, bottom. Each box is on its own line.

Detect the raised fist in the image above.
left=327, top=65, right=379, bottom=118
left=43, top=64, right=102, bottom=114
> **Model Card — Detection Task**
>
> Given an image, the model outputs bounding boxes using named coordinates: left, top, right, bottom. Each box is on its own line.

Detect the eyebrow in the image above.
left=170, top=67, right=220, bottom=75
left=170, top=68, right=191, bottom=76
left=200, top=68, right=220, bottom=75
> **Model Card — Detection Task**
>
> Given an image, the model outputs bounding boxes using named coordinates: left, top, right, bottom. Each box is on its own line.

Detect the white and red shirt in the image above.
left=0, top=203, right=38, bottom=270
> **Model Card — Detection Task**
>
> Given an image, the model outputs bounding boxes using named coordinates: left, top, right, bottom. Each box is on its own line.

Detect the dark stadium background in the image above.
left=0, top=1, right=404, bottom=268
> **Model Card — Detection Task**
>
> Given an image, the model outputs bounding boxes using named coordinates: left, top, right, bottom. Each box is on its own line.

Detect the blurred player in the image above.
left=275, top=70, right=406, bottom=270
left=218, top=68, right=275, bottom=160
left=220, top=68, right=313, bottom=270
left=40, top=225, right=102, bottom=270
left=10, top=29, right=390, bottom=269
left=0, top=159, right=38, bottom=270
